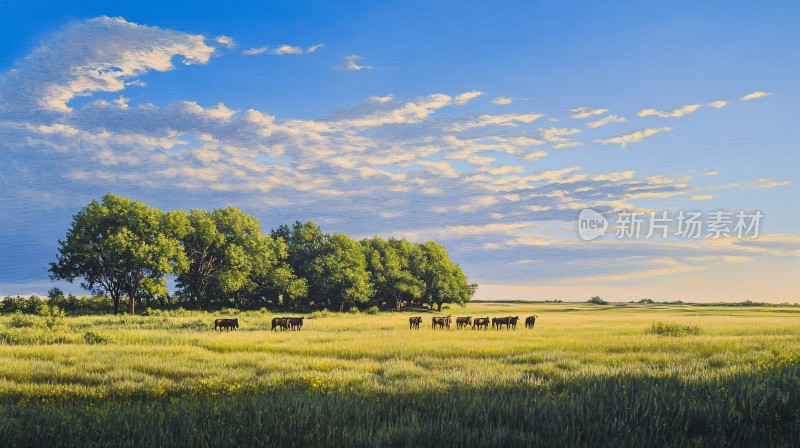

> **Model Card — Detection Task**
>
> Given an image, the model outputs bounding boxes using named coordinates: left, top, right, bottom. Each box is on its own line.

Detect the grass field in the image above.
left=1, top=301, right=799, bottom=447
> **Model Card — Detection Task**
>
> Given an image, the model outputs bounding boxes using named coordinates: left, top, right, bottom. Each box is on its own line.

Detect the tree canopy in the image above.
left=50, top=194, right=476, bottom=313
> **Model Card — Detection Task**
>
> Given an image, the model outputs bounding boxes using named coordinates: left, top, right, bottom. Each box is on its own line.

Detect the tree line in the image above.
left=50, top=193, right=476, bottom=315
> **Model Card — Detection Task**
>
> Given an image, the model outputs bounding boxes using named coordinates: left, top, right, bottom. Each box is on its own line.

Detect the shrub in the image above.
left=347, top=307, right=361, bottom=315
left=36, top=304, right=65, bottom=330
left=309, top=309, right=333, bottom=319
left=587, top=296, right=607, bottom=305
left=639, top=298, right=654, bottom=304
left=83, top=331, right=109, bottom=344
left=365, top=306, right=380, bottom=315
left=645, top=320, right=702, bottom=336
left=1, top=295, right=42, bottom=314
left=8, top=311, right=37, bottom=328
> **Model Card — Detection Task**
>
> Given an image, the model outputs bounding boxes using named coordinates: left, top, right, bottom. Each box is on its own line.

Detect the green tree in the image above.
left=49, top=193, right=187, bottom=315
left=312, top=233, right=373, bottom=312
left=418, top=241, right=476, bottom=311
left=175, top=209, right=226, bottom=310
left=271, top=221, right=325, bottom=307
left=361, top=237, right=425, bottom=311
left=244, top=236, right=308, bottom=309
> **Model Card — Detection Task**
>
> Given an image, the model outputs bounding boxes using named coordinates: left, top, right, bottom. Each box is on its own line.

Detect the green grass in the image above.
left=1, top=302, right=799, bottom=447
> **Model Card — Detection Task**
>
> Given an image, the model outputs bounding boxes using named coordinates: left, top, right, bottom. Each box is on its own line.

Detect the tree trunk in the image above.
left=129, top=295, right=135, bottom=315
left=339, top=300, right=345, bottom=313
left=436, top=302, right=442, bottom=312
left=395, top=299, right=402, bottom=312
left=112, top=294, right=120, bottom=315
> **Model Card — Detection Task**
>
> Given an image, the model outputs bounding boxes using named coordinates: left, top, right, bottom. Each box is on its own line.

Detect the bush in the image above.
left=347, top=307, right=361, bottom=315
left=83, top=331, right=109, bottom=344
left=1, top=295, right=42, bottom=314
left=36, top=304, right=65, bottom=330
left=365, top=306, right=380, bottom=315
left=8, top=311, right=37, bottom=328
left=309, top=309, right=333, bottom=319
left=639, top=298, right=654, bottom=304
left=587, top=296, right=607, bottom=305
left=645, top=320, right=702, bottom=337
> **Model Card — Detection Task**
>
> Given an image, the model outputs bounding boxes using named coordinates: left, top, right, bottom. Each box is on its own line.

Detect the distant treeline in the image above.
left=48, top=193, right=476, bottom=315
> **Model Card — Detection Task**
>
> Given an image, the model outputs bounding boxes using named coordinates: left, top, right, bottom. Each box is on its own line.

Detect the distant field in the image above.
left=1, top=302, right=799, bottom=447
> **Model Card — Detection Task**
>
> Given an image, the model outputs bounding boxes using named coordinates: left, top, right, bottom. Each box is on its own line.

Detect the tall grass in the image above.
left=0, top=302, right=799, bottom=447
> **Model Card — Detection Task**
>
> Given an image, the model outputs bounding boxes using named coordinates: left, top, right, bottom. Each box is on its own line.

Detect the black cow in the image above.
left=409, top=316, right=423, bottom=329
left=271, top=317, right=289, bottom=331
left=472, top=317, right=490, bottom=330
left=509, top=316, right=520, bottom=330
left=456, top=316, right=472, bottom=329
left=214, top=318, right=239, bottom=331
left=525, top=315, right=538, bottom=329
left=288, top=317, right=304, bottom=331
left=432, top=316, right=451, bottom=330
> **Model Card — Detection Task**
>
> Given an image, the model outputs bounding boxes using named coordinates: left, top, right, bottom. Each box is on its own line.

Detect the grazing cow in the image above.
left=491, top=317, right=498, bottom=329
left=432, top=316, right=450, bottom=330
left=271, top=317, right=290, bottom=331
left=456, top=316, right=472, bottom=329
left=509, top=316, right=520, bottom=330
left=288, top=317, right=304, bottom=331
left=409, top=316, right=422, bottom=329
left=525, top=315, right=538, bottom=329
left=214, top=318, right=239, bottom=331
left=494, top=316, right=515, bottom=330
left=472, top=317, right=490, bottom=330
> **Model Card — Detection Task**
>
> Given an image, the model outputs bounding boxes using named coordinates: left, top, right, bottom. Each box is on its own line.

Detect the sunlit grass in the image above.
left=1, top=302, right=799, bottom=446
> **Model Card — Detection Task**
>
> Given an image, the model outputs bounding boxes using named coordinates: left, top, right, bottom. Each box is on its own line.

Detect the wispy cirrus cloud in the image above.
left=242, top=46, right=269, bottom=55
left=638, top=104, right=701, bottom=118
left=595, top=127, right=673, bottom=148
left=569, top=107, right=608, bottom=119
left=215, top=35, right=235, bottom=48
left=741, top=91, right=771, bottom=101
left=585, top=115, right=626, bottom=128
left=455, top=91, right=483, bottom=105
left=242, top=43, right=324, bottom=56
left=337, top=55, right=373, bottom=70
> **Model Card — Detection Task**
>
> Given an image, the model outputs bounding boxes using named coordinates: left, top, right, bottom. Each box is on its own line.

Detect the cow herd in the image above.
left=411, top=315, right=538, bottom=330
left=213, top=314, right=538, bottom=332
left=271, top=317, right=304, bottom=331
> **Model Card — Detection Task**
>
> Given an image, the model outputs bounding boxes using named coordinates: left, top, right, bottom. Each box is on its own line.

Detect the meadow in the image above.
left=1, top=301, right=799, bottom=447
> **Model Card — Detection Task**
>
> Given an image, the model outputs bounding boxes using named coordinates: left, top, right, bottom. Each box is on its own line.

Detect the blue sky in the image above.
left=1, top=1, right=798, bottom=301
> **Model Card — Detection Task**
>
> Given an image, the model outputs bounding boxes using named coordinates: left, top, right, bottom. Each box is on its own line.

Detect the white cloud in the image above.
left=368, top=95, right=394, bottom=103
left=708, top=100, right=729, bottom=108
left=492, top=97, right=513, bottom=105
left=306, top=43, right=325, bottom=53
left=569, top=107, right=608, bottom=119
left=338, top=55, right=373, bottom=71
left=690, top=195, right=714, bottom=201
left=585, top=114, right=626, bottom=128
left=455, top=91, right=483, bottom=105
left=416, top=160, right=459, bottom=178
left=638, top=104, right=701, bottom=118
left=741, top=91, right=771, bottom=101
left=215, top=36, right=236, bottom=48
left=182, top=101, right=239, bottom=121
left=242, top=46, right=269, bottom=56
left=595, top=127, right=673, bottom=148
left=452, top=112, right=544, bottom=130
left=7, top=16, right=216, bottom=113
left=271, top=45, right=304, bottom=55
